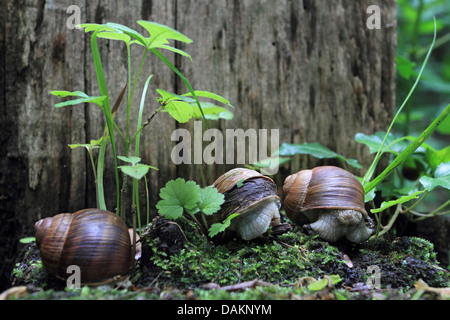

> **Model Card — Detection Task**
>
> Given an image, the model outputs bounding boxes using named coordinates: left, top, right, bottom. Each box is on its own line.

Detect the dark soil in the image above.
left=5, top=216, right=450, bottom=300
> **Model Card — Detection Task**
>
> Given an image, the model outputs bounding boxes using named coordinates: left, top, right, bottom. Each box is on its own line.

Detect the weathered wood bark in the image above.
left=0, top=0, right=396, bottom=290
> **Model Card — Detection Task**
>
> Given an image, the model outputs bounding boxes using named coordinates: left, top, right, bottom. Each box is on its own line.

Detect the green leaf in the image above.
left=156, top=178, right=201, bottom=220
left=119, top=164, right=157, bottom=180
left=150, top=48, right=207, bottom=124
left=425, top=145, right=450, bottom=172
left=19, top=237, right=36, bottom=244
left=183, top=90, right=234, bottom=108
left=77, top=23, right=115, bottom=33
left=277, top=142, right=361, bottom=169
left=157, top=45, right=192, bottom=60
left=208, top=213, right=240, bottom=238
left=191, top=102, right=234, bottom=120
left=105, top=22, right=148, bottom=46
left=69, top=138, right=102, bottom=151
left=118, top=155, right=141, bottom=165
left=50, top=90, right=89, bottom=98
left=97, top=31, right=131, bottom=44
left=419, top=162, right=450, bottom=191
left=157, top=89, right=196, bottom=104
left=53, top=96, right=106, bottom=108
left=137, top=20, right=193, bottom=46
left=437, top=112, right=450, bottom=135
left=370, top=190, right=428, bottom=213
left=165, top=101, right=194, bottom=123
left=196, top=186, right=225, bottom=216
left=355, top=132, right=412, bottom=154
left=308, top=278, right=328, bottom=291
left=396, top=55, right=418, bottom=80
left=308, top=275, right=342, bottom=291
left=249, top=156, right=291, bottom=175
left=69, top=143, right=92, bottom=150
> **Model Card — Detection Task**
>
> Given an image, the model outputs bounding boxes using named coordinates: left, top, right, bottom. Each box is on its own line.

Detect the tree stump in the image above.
left=0, top=0, right=396, bottom=291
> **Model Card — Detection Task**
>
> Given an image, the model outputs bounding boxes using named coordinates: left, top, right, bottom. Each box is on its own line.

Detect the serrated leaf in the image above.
left=370, top=190, right=428, bottom=213
left=277, top=142, right=361, bottom=169
left=156, top=178, right=201, bottom=220
left=208, top=213, right=240, bottom=238
left=197, top=186, right=225, bottom=215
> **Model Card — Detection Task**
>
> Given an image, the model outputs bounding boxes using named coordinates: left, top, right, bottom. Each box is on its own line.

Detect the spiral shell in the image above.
left=283, top=166, right=373, bottom=243
left=34, top=209, right=132, bottom=284
left=210, top=168, right=281, bottom=241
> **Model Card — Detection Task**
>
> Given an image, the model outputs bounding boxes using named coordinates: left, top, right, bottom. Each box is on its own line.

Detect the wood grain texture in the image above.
left=0, top=0, right=396, bottom=290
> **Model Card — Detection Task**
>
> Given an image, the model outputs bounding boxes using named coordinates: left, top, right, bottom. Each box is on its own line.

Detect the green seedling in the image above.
left=51, top=20, right=234, bottom=231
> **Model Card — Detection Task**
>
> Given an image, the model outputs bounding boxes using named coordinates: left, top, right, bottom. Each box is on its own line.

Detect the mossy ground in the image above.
left=5, top=216, right=450, bottom=300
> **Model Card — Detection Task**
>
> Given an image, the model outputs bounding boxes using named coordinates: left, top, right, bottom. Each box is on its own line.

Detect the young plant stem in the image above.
left=131, top=105, right=163, bottom=143
left=362, top=19, right=437, bottom=188
left=144, top=175, right=150, bottom=225
left=409, top=200, right=450, bottom=222
left=120, top=174, right=128, bottom=221
left=133, top=178, right=141, bottom=232
left=97, top=139, right=107, bottom=210
left=377, top=204, right=402, bottom=237
left=131, top=212, right=137, bottom=274
left=401, top=190, right=430, bottom=215
left=88, top=149, right=99, bottom=209
left=150, top=48, right=207, bottom=127
left=132, top=74, right=153, bottom=230
left=91, top=29, right=120, bottom=214
left=365, top=103, right=450, bottom=194
left=187, top=212, right=208, bottom=236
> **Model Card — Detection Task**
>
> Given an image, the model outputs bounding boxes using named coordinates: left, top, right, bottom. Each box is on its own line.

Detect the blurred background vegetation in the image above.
left=396, top=0, right=449, bottom=141
left=393, top=0, right=449, bottom=213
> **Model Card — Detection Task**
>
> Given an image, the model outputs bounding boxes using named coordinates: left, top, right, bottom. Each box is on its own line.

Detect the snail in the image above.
left=283, top=166, right=374, bottom=243
left=34, top=208, right=132, bottom=284
left=209, top=168, right=281, bottom=241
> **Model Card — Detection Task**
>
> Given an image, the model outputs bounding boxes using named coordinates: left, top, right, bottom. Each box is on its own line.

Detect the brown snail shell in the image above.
left=283, top=166, right=374, bottom=243
left=34, top=209, right=132, bottom=284
left=210, top=168, right=281, bottom=241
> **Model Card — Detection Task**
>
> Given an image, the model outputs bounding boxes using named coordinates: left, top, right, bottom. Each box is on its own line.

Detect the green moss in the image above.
left=10, top=218, right=450, bottom=300
left=145, top=224, right=349, bottom=289
left=11, top=244, right=49, bottom=288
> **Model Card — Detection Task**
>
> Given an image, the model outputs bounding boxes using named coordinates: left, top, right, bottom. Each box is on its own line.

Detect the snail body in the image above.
left=210, top=168, right=281, bottom=241
left=34, top=209, right=132, bottom=284
left=283, top=166, right=374, bottom=243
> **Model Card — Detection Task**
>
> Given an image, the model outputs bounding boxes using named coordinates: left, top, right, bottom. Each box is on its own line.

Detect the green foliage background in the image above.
left=397, top=0, right=450, bottom=139
left=396, top=0, right=450, bottom=212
